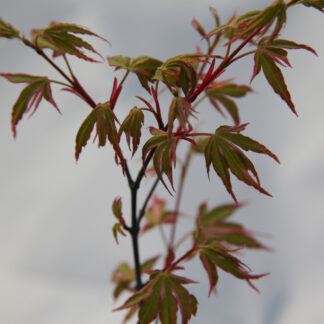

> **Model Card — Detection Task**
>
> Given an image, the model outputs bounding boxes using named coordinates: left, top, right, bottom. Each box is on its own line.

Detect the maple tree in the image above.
left=1, top=0, right=323, bottom=323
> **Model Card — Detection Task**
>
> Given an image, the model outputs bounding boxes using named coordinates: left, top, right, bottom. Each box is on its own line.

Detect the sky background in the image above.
left=1, top=0, right=324, bottom=323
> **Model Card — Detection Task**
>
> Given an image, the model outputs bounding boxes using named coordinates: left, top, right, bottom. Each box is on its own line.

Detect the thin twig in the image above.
left=125, top=160, right=135, bottom=187
left=63, top=54, right=74, bottom=78
left=21, top=37, right=98, bottom=108
left=22, top=37, right=74, bottom=84
left=192, top=94, right=207, bottom=109
left=169, top=148, right=193, bottom=249
left=174, top=231, right=194, bottom=251
left=119, top=70, right=130, bottom=87
left=158, top=225, right=169, bottom=251
left=229, top=50, right=256, bottom=64
left=138, top=177, right=160, bottom=224
left=48, top=79, right=73, bottom=88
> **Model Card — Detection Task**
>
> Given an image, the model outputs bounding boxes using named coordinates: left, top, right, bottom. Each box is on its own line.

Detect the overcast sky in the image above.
left=1, top=1, right=324, bottom=323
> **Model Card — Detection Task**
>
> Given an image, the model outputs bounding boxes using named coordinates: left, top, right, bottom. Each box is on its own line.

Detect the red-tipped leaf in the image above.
left=118, top=107, right=144, bottom=156
left=115, top=270, right=197, bottom=324
left=0, top=18, right=19, bottom=39
left=204, top=124, right=279, bottom=201
left=31, top=22, right=108, bottom=62
left=1, top=73, right=60, bottom=137
left=75, top=103, right=124, bottom=169
left=198, top=243, right=268, bottom=295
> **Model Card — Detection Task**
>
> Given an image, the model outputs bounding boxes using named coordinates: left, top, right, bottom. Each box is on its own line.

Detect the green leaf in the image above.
left=261, top=53, right=296, bottom=114
left=112, top=223, right=126, bottom=244
left=75, top=103, right=124, bottom=169
left=211, top=223, right=265, bottom=247
left=108, top=55, right=163, bottom=92
left=115, top=270, right=197, bottom=324
left=206, top=82, right=252, bottom=125
left=269, top=38, right=317, bottom=55
left=198, top=243, right=268, bottom=295
left=205, top=132, right=232, bottom=197
left=251, top=36, right=317, bottom=115
left=236, top=10, right=261, bottom=25
left=111, top=257, right=159, bottom=301
left=192, top=18, right=207, bottom=37
left=75, top=106, right=99, bottom=160
left=0, top=73, right=60, bottom=137
left=159, top=283, right=178, bottom=324
left=204, top=10, right=259, bottom=40
left=213, top=95, right=240, bottom=125
left=108, top=55, right=131, bottom=69
left=168, top=97, right=197, bottom=137
left=198, top=202, right=239, bottom=226
left=207, top=83, right=253, bottom=98
left=0, top=73, right=44, bottom=84
left=0, top=18, right=19, bottom=39
left=123, top=305, right=139, bottom=324
left=131, top=56, right=163, bottom=92
left=11, top=82, right=44, bottom=137
left=31, top=22, right=108, bottom=62
left=112, top=262, right=136, bottom=300
left=199, top=248, right=219, bottom=296
left=298, top=0, right=324, bottom=12
left=208, top=95, right=239, bottom=125
left=112, top=196, right=123, bottom=222
left=191, top=137, right=209, bottom=154
left=118, top=107, right=144, bottom=156
left=195, top=202, right=266, bottom=249
left=154, top=54, right=204, bottom=97
left=243, top=0, right=287, bottom=40
left=204, top=124, right=279, bottom=201
left=111, top=197, right=127, bottom=244
left=140, top=256, right=160, bottom=272
left=141, top=196, right=175, bottom=234
left=221, top=126, right=279, bottom=162
left=142, top=129, right=179, bottom=193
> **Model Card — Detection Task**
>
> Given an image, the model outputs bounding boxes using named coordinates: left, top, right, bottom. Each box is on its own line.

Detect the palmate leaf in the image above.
left=204, top=10, right=260, bottom=40
left=206, top=0, right=286, bottom=43
left=111, top=257, right=159, bottom=300
left=115, top=270, right=197, bottom=324
left=206, top=82, right=252, bottom=125
left=198, top=243, right=268, bottom=296
left=168, top=97, right=197, bottom=137
left=142, top=128, right=179, bottom=193
left=0, top=73, right=60, bottom=137
left=31, top=22, right=108, bottom=62
left=141, top=196, right=175, bottom=234
left=154, top=54, right=206, bottom=98
left=112, top=197, right=127, bottom=244
left=112, top=262, right=134, bottom=299
left=118, top=107, right=144, bottom=156
left=204, top=123, right=279, bottom=202
left=75, top=102, right=124, bottom=169
left=0, top=18, right=20, bottom=39
left=108, top=55, right=163, bottom=92
left=195, top=202, right=266, bottom=249
left=241, top=0, right=287, bottom=40
left=251, top=37, right=317, bottom=115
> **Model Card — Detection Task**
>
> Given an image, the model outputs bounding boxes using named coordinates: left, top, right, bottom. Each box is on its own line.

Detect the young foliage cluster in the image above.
left=1, top=1, right=323, bottom=323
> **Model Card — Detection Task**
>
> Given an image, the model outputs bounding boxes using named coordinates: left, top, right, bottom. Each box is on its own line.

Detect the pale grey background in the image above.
left=0, top=1, right=324, bottom=323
